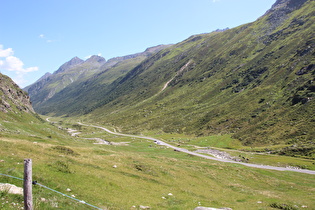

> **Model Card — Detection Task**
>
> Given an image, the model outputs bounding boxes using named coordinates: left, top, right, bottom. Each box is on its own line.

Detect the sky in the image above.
left=0, top=0, right=276, bottom=88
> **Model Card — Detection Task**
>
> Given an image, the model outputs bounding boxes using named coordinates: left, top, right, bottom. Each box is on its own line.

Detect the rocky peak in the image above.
left=68, top=56, right=84, bottom=65
left=85, top=55, right=106, bottom=64
left=55, top=56, right=84, bottom=74
left=273, top=0, right=308, bottom=10
left=264, top=0, right=309, bottom=17
left=261, top=0, right=309, bottom=33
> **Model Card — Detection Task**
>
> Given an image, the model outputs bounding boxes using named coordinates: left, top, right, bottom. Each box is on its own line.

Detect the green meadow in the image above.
left=1, top=116, right=314, bottom=209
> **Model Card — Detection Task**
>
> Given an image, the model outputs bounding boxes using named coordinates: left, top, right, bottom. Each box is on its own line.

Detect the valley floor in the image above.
left=1, top=116, right=314, bottom=209
left=78, top=122, right=315, bottom=175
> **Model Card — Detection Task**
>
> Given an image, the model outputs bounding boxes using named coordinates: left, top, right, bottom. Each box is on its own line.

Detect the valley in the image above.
left=25, top=0, right=315, bottom=155
left=1, top=0, right=315, bottom=209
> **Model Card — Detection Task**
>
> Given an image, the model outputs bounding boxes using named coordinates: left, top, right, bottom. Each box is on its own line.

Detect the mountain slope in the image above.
left=30, top=0, right=314, bottom=150
left=0, top=73, right=57, bottom=141
left=23, top=56, right=105, bottom=109
left=87, top=0, right=315, bottom=148
left=0, top=73, right=34, bottom=114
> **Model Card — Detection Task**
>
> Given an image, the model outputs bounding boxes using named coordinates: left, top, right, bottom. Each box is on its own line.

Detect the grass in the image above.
left=139, top=129, right=315, bottom=170
left=2, top=116, right=314, bottom=209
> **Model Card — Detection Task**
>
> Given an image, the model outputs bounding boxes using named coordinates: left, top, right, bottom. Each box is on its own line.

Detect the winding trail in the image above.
left=78, top=122, right=315, bottom=175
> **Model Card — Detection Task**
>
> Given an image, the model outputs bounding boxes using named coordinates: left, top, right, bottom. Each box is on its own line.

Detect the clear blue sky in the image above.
left=0, top=0, right=276, bottom=88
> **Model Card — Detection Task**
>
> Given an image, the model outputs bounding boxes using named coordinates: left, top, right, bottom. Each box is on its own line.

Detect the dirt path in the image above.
left=78, top=122, right=315, bottom=175
left=159, top=60, right=192, bottom=93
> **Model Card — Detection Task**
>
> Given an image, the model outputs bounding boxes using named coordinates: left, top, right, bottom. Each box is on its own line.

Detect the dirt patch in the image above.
left=85, top=138, right=111, bottom=145
left=67, top=128, right=81, bottom=137
left=84, top=138, right=129, bottom=146
left=195, top=149, right=242, bottom=162
left=110, top=142, right=130, bottom=146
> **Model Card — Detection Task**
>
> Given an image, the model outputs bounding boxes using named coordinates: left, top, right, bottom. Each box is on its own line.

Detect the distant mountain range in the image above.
left=24, top=45, right=170, bottom=109
left=22, top=0, right=315, bottom=152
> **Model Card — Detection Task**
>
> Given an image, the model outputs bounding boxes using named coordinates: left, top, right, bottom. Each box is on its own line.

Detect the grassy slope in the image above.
left=83, top=1, right=315, bottom=151
left=1, top=116, right=314, bottom=209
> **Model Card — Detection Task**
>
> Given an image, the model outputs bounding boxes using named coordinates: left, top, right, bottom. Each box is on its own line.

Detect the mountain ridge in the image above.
left=24, top=44, right=171, bottom=111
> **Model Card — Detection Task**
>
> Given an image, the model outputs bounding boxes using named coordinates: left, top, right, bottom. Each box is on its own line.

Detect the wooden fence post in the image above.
left=24, top=159, right=33, bottom=210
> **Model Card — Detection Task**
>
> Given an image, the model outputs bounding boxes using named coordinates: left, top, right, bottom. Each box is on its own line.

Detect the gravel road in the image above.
left=78, top=122, right=315, bottom=175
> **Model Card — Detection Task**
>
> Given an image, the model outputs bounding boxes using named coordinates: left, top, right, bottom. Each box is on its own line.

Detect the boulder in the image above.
left=0, top=183, right=23, bottom=195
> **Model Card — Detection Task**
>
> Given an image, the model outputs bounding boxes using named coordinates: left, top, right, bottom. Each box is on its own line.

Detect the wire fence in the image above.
left=0, top=173, right=103, bottom=210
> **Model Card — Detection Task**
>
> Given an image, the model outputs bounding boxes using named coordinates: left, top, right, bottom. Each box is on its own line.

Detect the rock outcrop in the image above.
left=0, top=73, right=34, bottom=113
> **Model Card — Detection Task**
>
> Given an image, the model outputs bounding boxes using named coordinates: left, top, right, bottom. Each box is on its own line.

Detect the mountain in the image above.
left=0, top=73, right=34, bottom=114
left=23, top=56, right=105, bottom=108
left=54, top=56, right=85, bottom=74
left=26, top=0, right=314, bottom=152
left=25, top=45, right=171, bottom=114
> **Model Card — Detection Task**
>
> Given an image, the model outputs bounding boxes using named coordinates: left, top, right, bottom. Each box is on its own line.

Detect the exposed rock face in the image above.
left=263, top=0, right=309, bottom=30
left=0, top=73, right=34, bottom=113
left=265, top=0, right=309, bottom=15
left=85, top=55, right=106, bottom=64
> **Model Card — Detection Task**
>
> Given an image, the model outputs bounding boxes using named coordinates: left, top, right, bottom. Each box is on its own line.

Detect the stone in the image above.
left=0, top=183, right=23, bottom=195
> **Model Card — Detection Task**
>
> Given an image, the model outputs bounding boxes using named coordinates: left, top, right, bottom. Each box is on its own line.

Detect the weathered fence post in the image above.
left=24, top=159, right=33, bottom=210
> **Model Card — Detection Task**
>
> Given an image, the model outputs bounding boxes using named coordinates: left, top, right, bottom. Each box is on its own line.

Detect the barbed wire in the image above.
left=0, top=173, right=103, bottom=210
